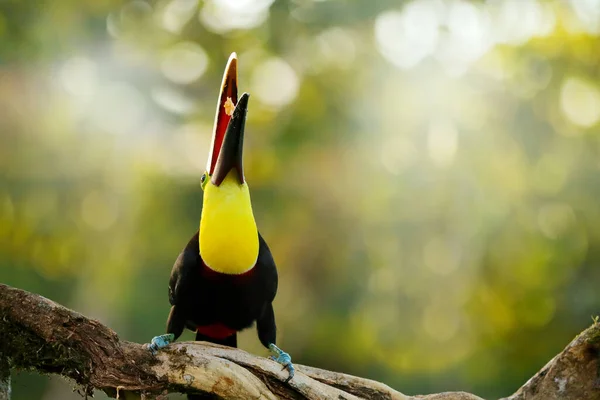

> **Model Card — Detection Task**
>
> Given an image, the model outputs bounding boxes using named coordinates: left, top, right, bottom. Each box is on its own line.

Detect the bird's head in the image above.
left=198, top=53, right=258, bottom=274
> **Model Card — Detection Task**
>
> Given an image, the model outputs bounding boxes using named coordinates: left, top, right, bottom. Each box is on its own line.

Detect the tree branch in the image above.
left=499, top=317, right=600, bottom=400
left=0, top=356, right=10, bottom=400
left=0, top=284, right=598, bottom=400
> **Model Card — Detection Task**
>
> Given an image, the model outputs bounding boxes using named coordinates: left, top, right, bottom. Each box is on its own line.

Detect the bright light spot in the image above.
left=251, top=57, right=299, bottom=108
left=156, top=122, right=212, bottom=177
left=288, top=36, right=323, bottom=75
left=200, top=0, right=274, bottom=33
left=380, top=136, right=417, bottom=174
left=374, top=0, right=557, bottom=73
left=423, top=237, right=460, bottom=275
left=560, top=77, right=600, bottom=128
left=436, top=1, right=493, bottom=75
left=427, top=120, right=458, bottom=167
left=374, top=1, right=442, bottom=69
left=537, top=203, right=576, bottom=240
left=108, top=1, right=153, bottom=38
left=316, top=27, right=356, bottom=69
left=160, top=0, right=198, bottom=33
left=81, top=191, right=119, bottom=231
left=534, top=2, right=556, bottom=37
left=60, top=57, right=98, bottom=98
left=89, top=83, right=146, bottom=135
left=121, top=0, right=153, bottom=25
left=492, top=0, right=554, bottom=45
left=161, top=42, right=208, bottom=84
left=180, top=122, right=212, bottom=173
left=151, top=85, right=196, bottom=114
left=570, top=0, right=600, bottom=34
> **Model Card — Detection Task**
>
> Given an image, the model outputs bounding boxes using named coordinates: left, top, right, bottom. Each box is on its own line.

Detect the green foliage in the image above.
left=1, top=0, right=600, bottom=399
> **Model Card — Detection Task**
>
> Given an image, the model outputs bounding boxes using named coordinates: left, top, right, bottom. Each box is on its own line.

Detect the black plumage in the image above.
left=166, top=231, right=279, bottom=349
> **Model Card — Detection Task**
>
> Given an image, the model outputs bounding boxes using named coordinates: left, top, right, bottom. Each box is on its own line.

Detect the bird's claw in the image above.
left=147, top=333, right=175, bottom=355
left=269, top=343, right=295, bottom=383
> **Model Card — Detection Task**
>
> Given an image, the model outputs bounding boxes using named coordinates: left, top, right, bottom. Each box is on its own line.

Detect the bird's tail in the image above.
left=188, top=332, right=237, bottom=400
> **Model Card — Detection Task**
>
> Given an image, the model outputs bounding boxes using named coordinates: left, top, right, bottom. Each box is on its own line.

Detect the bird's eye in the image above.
left=201, top=174, right=206, bottom=183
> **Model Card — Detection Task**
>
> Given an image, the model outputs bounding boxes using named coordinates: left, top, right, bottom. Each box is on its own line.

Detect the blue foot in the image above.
left=147, top=333, right=175, bottom=355
left=268, top=343, right=295, bottom=383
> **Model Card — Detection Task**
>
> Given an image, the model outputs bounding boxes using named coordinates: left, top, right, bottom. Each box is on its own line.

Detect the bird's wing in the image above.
left=169, top=231, right=201, bottom=306
left=257, top=232, right=279, bottom=303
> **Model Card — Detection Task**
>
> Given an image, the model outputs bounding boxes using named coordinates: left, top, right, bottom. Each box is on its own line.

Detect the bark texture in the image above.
left=0, top=358, right=10, bottom=400
left=0, top=283, right=598, bottom=400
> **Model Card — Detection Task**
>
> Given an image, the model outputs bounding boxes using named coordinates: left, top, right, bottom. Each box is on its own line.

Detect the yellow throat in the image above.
left=199, top=171, right=259, bottom=274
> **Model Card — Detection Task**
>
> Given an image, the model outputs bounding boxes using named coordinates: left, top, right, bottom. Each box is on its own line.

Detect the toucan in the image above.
left=147, top=53, right=294, bottom=392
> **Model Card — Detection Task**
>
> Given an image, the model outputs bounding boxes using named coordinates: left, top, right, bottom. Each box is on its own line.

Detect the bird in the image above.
left=147, top=53, right=294, bottom=393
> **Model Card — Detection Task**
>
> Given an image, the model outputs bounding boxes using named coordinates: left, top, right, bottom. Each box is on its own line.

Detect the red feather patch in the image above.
left=196, top=323, right=237, bottom=340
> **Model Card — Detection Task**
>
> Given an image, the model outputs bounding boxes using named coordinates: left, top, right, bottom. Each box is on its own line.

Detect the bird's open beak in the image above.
left=211, top=92, right=249, bottom=186
left=206, top=52, right=249, bottom=186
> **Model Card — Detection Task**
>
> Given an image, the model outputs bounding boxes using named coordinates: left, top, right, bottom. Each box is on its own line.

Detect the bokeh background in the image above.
left=1, top=0, right=600, bottom=399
